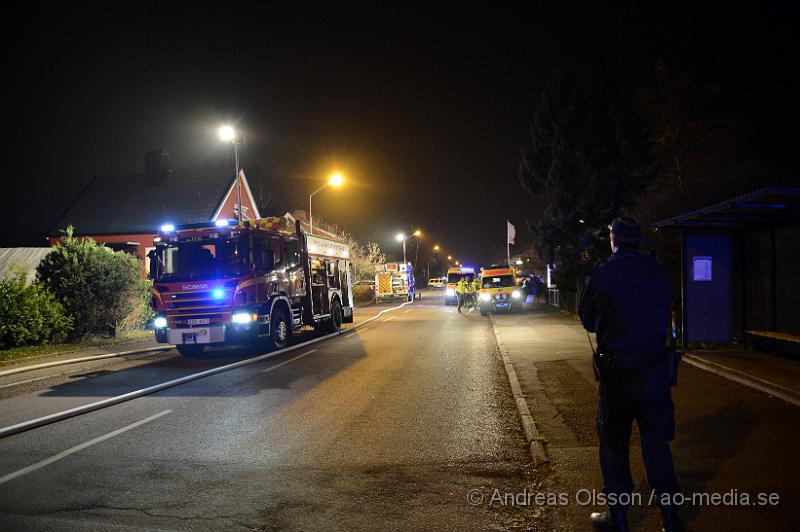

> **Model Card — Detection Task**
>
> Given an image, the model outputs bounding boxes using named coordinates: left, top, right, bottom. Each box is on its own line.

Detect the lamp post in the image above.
left=218, top=125, right=242, bottom=224
left=309, top=172, right=344, bottom=235
left=396, top=230, right=421, bottom=266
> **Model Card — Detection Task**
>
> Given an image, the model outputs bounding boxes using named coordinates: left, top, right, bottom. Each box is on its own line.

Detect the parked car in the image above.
left=428, top=277, right=445, bottom=288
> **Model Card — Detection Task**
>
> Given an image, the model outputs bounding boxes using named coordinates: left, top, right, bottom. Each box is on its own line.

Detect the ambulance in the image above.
left=444, top=266, right=475, bottom=305
left=478, top=265, right=522, bottom=315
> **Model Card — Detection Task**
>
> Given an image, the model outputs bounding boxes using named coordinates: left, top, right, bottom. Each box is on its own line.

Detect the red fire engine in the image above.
left=148, top=217, right=353, bottom=355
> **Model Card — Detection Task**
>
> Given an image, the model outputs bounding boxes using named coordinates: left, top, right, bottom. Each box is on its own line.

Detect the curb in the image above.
left=0, top=336, right=157, bottom=368
left=0, top=299, right=413, bottom=438
left=683, top=353, right=800, bottom=408
left=489, top=314, right=549, bottom=467
left=0, top=346, right=172, bottom=378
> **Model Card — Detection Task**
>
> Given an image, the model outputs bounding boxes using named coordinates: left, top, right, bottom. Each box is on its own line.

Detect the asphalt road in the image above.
left=0, top=293, right=544, bottom=531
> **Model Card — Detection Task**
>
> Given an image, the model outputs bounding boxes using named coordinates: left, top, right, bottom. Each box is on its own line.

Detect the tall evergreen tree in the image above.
left=519, top=70, right=655, bottom=291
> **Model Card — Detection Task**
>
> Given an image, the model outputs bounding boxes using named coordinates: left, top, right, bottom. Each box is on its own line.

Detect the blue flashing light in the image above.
left=212, top=289, right=225, bottom=299
left=160, top=223, right=175, bottom=233
left=215, top=219, right=230, bottom=227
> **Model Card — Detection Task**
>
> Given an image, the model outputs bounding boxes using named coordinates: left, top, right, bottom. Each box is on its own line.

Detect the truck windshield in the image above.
left=155, top=238, right=252, bottom=281
left=447, top=272, right=474, bottom=283
left=482, top=275, right=515, bottom=288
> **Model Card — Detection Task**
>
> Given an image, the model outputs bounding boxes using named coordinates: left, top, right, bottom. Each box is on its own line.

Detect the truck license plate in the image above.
left=182, top=329, right=209, bottom=344
left=187, top=318, right=210, bottom=325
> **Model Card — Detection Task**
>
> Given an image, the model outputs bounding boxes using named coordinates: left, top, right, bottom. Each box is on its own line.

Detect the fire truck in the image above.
left=148, top=217, right=353, bottom=355
left=374, top=262, right=416, bottom=302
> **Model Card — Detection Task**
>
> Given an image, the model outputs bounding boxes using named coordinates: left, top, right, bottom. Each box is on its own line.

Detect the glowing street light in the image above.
left=309, top=171, right=345, bottom=235
left=218, top=125, right=236, bottom=142
left=396, top=230, right=421, bottom=265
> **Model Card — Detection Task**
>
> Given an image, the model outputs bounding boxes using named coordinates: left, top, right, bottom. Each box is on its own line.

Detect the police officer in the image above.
left=578, top=216, right=682, bottom=532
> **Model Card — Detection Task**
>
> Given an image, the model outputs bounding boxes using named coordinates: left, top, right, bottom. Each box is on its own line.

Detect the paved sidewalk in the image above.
left=492, top=304, right=800, bottom=531
left=684, top=349, right=800, bottom=406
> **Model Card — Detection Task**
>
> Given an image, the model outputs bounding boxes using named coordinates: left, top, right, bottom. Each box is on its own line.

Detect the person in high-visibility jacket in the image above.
left=456, top=277, right=468, bottom=312
left=470, top=278, right=480, bottom=307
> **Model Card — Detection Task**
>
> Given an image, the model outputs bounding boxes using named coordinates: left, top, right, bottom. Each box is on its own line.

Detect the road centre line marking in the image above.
left=403, top=309, right=413, bottom=314
left=0, top=410, right=172, bottom=486
left=0, top=300, right=413, bottom=439
left=383, top=316, right=396, bottom=322
left=261, top=350, right=316, bottom=373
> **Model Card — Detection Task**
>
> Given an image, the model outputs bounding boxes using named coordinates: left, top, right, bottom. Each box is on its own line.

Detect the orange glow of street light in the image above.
left=328, top=171, right=344, bottom=187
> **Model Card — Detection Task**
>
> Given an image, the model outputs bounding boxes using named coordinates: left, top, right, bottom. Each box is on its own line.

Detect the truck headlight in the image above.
left=153, top=316, right=167, bottom=329
left=480, top=293, right=491, bottom=301
left=446, top=288, right=455, bottom=296
left=232, top=311, right=257, bottom=324
left=511, top=290, right=521, bottom=299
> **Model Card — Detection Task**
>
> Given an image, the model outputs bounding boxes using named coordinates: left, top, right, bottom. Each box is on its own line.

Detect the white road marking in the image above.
left=383, top=316, right=396, bottom=322
left=403, top=309, right=413, bottom=314
left=261, top=350, right=317, bottom=373
left=0, top=410, right=172, bottom=486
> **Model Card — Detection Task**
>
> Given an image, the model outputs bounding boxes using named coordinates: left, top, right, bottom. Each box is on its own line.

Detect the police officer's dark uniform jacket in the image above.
left=579, top=220, right=681, bottom=531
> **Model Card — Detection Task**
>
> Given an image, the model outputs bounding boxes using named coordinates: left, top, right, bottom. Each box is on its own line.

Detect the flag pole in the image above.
left=507, top=220, right=511, bottom=266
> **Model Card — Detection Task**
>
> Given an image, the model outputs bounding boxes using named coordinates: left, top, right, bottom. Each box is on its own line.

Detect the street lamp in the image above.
left=309, top=172, right=345, bottom=235
left=427, top=245, right=441, bottom=280
left=396, top=230, right=421, bottom=266
left=218, top=125, right=243, bottom=224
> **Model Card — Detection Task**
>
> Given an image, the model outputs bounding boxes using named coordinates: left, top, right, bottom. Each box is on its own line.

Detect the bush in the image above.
left=0, top=271, right=72, bottom=349
left=36, top=227, right=152, bottom=339
left=352, top=285, right=375, bottom=304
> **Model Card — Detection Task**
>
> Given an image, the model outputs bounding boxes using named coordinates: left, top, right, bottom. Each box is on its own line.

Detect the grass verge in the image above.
left=0, top=330, right=152, bottom=364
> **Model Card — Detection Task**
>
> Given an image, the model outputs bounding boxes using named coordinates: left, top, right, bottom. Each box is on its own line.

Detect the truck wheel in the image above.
left=327, top=300, right=343, bottom=333
left=270, top=307, right=290, bottom=349
left=176, top=345, right=204, bottom=356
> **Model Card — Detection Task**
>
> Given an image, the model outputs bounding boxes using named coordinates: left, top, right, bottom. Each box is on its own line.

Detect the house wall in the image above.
left=214, top=174, right=259, bottom=222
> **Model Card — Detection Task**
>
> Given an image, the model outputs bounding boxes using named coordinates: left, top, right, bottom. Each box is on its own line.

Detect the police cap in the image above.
left=609, top=216, right=642, bottom=244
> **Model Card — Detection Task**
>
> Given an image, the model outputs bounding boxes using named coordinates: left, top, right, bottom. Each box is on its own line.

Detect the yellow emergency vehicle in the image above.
left=478, top=265, right=522, bottom=315
left=444, top=267, right=475, bottom=305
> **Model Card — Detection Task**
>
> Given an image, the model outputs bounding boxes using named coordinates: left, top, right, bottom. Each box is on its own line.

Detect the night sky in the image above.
left=4, top=4, right=799, bottom=265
